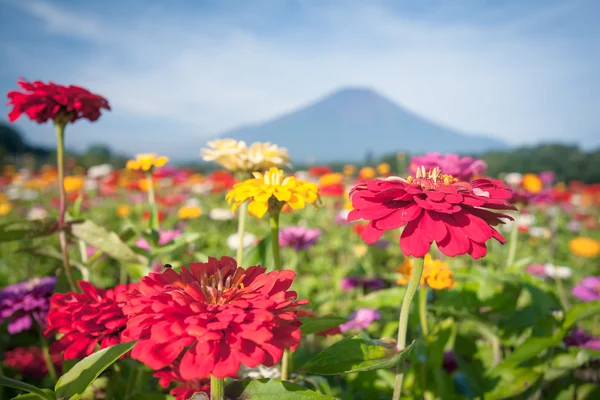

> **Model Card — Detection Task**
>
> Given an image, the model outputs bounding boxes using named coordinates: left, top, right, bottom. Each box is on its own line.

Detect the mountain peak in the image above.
left=216, top=87, right=508, bottom=162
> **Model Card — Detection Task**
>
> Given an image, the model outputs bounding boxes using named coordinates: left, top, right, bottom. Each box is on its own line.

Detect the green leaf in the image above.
left=151, top=233, right=201, bottom=256
left=485, top=368, right=542, bottom=400
left=55, top=341, right=136, bottom=400
left=0, top=218, right=58, bottom=242
left=562, top=300, right=600, bottom=333
left=299, top=316, right=346, bottom=336
left=0, top=376, right=54, bottom=400
left=69, top=219, right=147, bottom=265
left=545, top=348, right=592, bottom=381
left=128, top=395, right=175, bottom=400
left=11, top=390, right=55, bottom=400
left=492, top=336, right=559, bottom=371
left=300, top=334, right=414, bottom=375
left=243, top=235, right=272, bottom=268
left=225, top=378, right=336, bottom=399
left=357, top=287, right=406, bottom=308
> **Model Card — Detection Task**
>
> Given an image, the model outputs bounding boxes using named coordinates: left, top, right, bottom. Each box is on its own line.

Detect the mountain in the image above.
left=216, top=87, right=509, bottom=163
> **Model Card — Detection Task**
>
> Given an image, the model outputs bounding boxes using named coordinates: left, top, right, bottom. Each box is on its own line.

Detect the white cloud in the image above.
left=5, top=0, right=600, bottom=156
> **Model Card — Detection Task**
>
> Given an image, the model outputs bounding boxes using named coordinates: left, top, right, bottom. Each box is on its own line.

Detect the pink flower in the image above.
left=409, top=153, right=487, bottom=181
left=136, top=230, right=182, bottom=251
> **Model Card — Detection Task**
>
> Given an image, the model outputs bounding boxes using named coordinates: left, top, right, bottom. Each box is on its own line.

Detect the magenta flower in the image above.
left=136, top=230, right=182, bottom=251
left=572, top=277, right=600, bottom=302
left=409, top=153, right=487, bottom=181
left=279, top=226, right=322, bottom=251
left=340, top=308, right=381, bottom=332
left=525, top=264, right=546, bottom=277
left=539, top=171, right=555, bottom=186
left=0, top=277, right=56, bottom=334
left=564, top=329, right=600, bottom=351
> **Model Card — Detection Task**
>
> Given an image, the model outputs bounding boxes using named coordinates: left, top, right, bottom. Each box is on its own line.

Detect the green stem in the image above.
left=505, top=210, right=520, bottom=268
left=419, top=287, right=429, bottom=337
left=55, top=122, right=78, bottom=293
left=146, top=172, right=159, bottom=231
left=0, top=375, right=54, bottom=400
left=210, top=375, right=225, bottom=400
left=393, top=257, right=425, bottom=400
left=269, top=210, right=290, bottom=380
left=236, top=201, right=248, bottom=266
left=555, top=277, right=571, bottom=310
left=39, top=331, right=57, bottom=382
left=269, top=212, right=282, bottom=270
left=281, top=349, right=290, bottom=381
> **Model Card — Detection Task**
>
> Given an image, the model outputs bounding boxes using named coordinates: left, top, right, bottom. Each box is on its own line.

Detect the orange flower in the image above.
left=343, top=164, right=356, bottom=176
left=569, top=237, right=600, bottom=258
left=397, top=254, right=456, bottom=290
left=358, top=167, right=376, bottom=180
left=377, top=163, right=391, bottom=176
left=63, top=176, right=84, bottom=193
left=522, top=173, right=542, bottom=193
left=116, top=205, right=131, bottom=217
left=178, top=206, right=202, bottom=220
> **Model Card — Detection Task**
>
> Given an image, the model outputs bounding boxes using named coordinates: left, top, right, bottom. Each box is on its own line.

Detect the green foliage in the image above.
left=55, top=342, right=136, bottom=400
left=300, top=334, right=414, bottom=375
left=225, top=378, right=336, bottom=399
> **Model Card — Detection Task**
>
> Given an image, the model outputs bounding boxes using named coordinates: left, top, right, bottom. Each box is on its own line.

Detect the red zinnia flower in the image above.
left=119, top=256, right=307, bottom=379
left=44, top=281, right=131, bottom=360
left=348, top=166, right=515, bottom=259
left=154, top=363, right=211, bottom=400
left=309, top=166, right=332, bottom=177
left=7, top=79, right=110, bottom=124
left=2, top=346, right=62, bottom=379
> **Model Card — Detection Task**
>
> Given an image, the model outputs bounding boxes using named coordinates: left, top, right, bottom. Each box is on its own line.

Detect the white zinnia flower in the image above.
left=504, top=172, right=523, bottom=187
left=87, top=164, right=113, bottom=180
left=209, top=208, right=235, bottom=221
left=543, top=263, right=572, bottom=279
left=201, top=138, right=248, bottom=172
left=227, top=232, right=257, bottom=250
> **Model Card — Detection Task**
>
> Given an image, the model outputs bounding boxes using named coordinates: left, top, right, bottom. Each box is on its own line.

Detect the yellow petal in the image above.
left=126, top=160, right=139, bottom=170
left=248, top=200, right=268, bottom=218
left=155, top=156, right=169, bottom=168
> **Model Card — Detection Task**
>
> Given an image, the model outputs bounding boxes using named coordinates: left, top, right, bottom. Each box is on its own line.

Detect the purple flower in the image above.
left=136, top=230, right=182, bottom=251
left=572, top=277, right=600, bottom=302
left=443, top=351, right=459, bottom=374
left=340, top=277, right=361, bottom=292
left=340, top=308, right=381, bottom=332
left=539, top=171, right=555, bottom=186
left=0, top=277, right=56, bottom=334
left=279, top=226, right=322, bottom=251
left=363, top=279, right=385, bottom=291
left=564, top=329, right=600, bottom=351
left=567, top=220, right=581, bottom=233
left=531, top=189, right=555, bottom=206
left=340, top=277, right=385, bottom=292
left=409, top=153, right=487, bottom=181
left=525, top=264, right=547, bottom=277
left=372, top=240, right=390, bottom=249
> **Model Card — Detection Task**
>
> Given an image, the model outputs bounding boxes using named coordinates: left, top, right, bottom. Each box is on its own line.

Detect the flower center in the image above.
left=198, top=267, right=246, bottom=304
left=406, top=166, right=457, bottom=190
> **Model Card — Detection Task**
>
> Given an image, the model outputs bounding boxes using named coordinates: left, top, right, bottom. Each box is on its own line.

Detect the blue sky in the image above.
left=1, top=0, right=599, bottom=159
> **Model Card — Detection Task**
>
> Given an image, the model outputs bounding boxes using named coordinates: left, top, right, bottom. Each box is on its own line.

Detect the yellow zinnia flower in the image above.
left=569, top=237, right=600, bottom=258
left=377, top=163, right=391, bottom=176
left=343, top=164, right=356, bottom=176
left=0, top=201, right=12, bottom=216
left=226, top=167, right=320, bottom=218
left=126, top=153, right=168, bottom=172
left=63, top=176, right=84, bottom=193
left=522, top=173, right=543, bottom=193
left=358, top=167, right=376, bottom=180
left=319, top=173, right=344, bottom=186
left=397, top=254, right=456, bottom=290
left=178, top=205, right=202, bottom=219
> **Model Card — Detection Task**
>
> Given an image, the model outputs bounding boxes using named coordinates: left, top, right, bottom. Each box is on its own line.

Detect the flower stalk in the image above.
left=419, top=287, right=429, bottom=337
left=236, top=201, right=248, bottom=266
left=55, top=121, right=78, bottom=293
left=145, top=171, right=159, bottom=231
left=505, top=209, right=520, bottom=268
left=210, top=375, right=225, bottom=400
left=393, top=257, right=425, bottom=400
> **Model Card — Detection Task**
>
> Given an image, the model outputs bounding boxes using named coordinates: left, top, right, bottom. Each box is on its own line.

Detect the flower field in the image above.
left=1, top=80, right=600, bottom=400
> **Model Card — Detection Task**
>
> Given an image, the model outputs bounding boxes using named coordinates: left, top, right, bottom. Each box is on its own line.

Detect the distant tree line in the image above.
left=0, top=122, right=129, bottom=169
left=2, top=122, right=599, bottom=183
